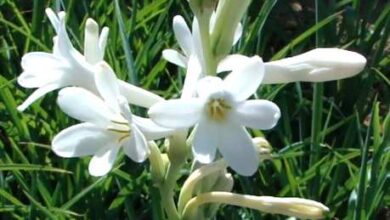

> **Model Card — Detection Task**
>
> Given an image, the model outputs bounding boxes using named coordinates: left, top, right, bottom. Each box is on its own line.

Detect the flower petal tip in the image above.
left=173, top=15, right=185, bottom=24
left=86, top=18, right=99, bottom=33
left=16, top=104, right=27, bottom=112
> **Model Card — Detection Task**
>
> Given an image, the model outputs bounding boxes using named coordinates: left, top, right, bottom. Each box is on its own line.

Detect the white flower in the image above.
left=17, top=8, right=162, bottom=111
left=52, top=62, right=172, bottom=176
left=218, top=48, right=367, bottom=84
left=162, top=14, right=242, bottom=71
left=148, top=56, right=280, bottom=176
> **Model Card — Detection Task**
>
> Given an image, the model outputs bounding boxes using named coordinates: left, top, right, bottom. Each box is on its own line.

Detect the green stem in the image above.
left=309, top=0, right=323, bottom=199
left=197, top=15, right=216, bottom=76
left=309, top=84, right=323, bottom=162
left=160, top=163, right=182, bottom=220
left=159, top=131, right=189, bottom=220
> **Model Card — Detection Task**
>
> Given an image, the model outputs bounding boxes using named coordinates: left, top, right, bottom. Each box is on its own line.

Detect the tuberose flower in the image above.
left=148, top=56, right=280, bottom=176
left=52, top=62, right=172, bottom=176
left=17, top=8, right=162, bottom=111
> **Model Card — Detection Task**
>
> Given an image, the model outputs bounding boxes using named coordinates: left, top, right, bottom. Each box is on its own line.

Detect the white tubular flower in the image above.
left=17, top=8, right=162, bottom=111
left=52, top=63, right=172, bottom=176
left=218, top=48, right=366, bottom=84
left=162, top=14, right=242, bottom=71
left=149, top=56, right=280, bottom=176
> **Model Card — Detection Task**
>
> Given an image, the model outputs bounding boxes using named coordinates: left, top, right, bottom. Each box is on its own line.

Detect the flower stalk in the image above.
left=158, top=130, right=189, bottom=220
left=196, top=12, right=216, bottom=76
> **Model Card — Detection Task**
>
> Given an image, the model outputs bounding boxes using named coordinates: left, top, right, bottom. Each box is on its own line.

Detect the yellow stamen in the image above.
left=207, top=98, right=231, bottom=121
left=108, top=119, right=132, bottom=143
left=107, top=127, right=130, bottom=133
left=111, top=119, right=128, bottom=125
left=118, top=134, right=130, bottom=143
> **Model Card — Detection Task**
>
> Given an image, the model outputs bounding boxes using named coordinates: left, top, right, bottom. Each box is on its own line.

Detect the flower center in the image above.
left=108, top=119, right=131, bottom=143
left=206, top=98, right=231, bottom=121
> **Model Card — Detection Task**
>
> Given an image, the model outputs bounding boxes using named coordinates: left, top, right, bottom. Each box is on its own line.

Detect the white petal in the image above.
left=45, top=8, right=61, bottom=32
left=118, top=80, right=164, bottom=108
left=57, top=87, right=120, bottom=127
left=196, top=76, right=224, bottom=99
left=118, top=98, right=133, bottom=123
left=233, top=23, right=243, bottom=45
left=89, top=144, right=120, bottom=176
left=133, top=116, right=173, bottom=140
left=217, top=54, right=250, bottom=73
left=84, top=18, right=100, bottom=64
left=173, top=15, right=194, bottom=56
left=236, top=100, right=281, bottom=130
left=52, top=14, right=75, bottom=60
left=21, top=52, right=65, bottom=72
left=99, top=27, right=110, bottom=60
left=98, top=27, right=109, bottom=60
left=191, top=18, right=204, bottom=69
left=223, top=56, right=264, bottom=101
left=57, top=11, right=66, bottom=23
left=148, top=99, right=203, bottom=129
left=123, top=125, right=148, bottom=163
left=263, top=48, right=367, bottom=84
left=17, top=83, right=61, bottom=112
left=162, top=49, right=188, bottom=68
left=193, top=120, right=218, bottom=164
left=181, top=56, right=202, bottom=99
left=95, top=62, right=121, bottom=112
left=18, top=70, right=64, bottom=89
left=18, top=52, right=65, bottom=88
left=218, top=122, right=259, bottom=176
left=52, top=36, right=60, bottom=56
left=52, top=123, right=117, bottom=157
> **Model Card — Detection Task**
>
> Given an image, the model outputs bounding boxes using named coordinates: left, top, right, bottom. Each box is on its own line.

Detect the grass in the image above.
left=0, top=0, right=389, bottom=219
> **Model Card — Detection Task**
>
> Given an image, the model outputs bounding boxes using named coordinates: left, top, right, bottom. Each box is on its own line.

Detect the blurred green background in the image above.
left=0, top=0, right=389, bottom=219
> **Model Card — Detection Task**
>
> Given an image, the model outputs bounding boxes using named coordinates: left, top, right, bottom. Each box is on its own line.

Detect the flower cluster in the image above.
left=18, top=9, right=172, bottom=176
left=17, top=1, right=366, bottom=219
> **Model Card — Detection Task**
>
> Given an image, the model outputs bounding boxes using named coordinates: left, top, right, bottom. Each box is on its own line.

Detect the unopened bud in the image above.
left=182, top=193, right=330, bottom=220
left=263, top=48, right=366, bottom=84
left=253, top=197, right=330, bottom=219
